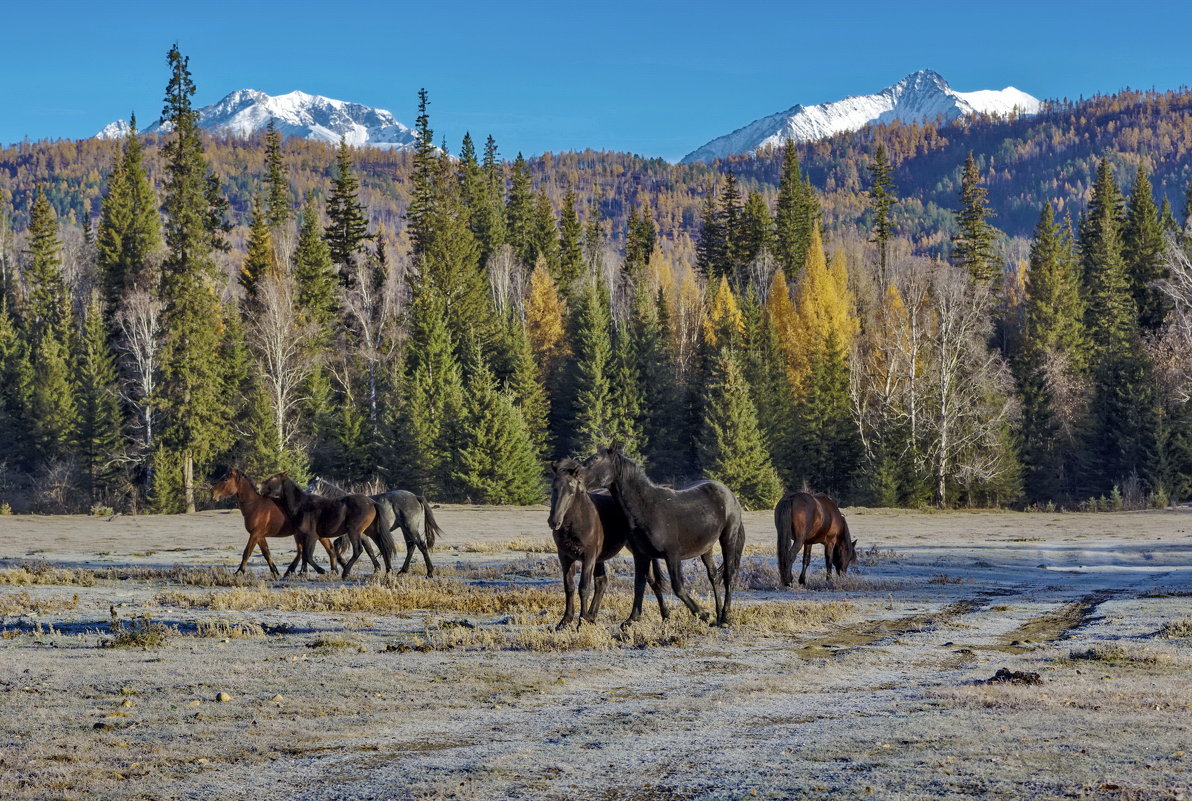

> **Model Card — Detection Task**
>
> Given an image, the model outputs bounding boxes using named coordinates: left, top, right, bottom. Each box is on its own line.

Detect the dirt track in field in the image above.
left=1, top=505, right=1191, bottom=800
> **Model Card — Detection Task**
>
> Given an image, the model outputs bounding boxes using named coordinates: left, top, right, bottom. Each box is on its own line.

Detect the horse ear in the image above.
left=550, top=460, right=559, bottom=473
left=608, top=441, right=621, bottom=454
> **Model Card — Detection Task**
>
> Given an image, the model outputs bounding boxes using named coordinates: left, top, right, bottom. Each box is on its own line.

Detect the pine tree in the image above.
left=1122, top=166, right=1169, bottom=332
left=737, top=190, right=773, bottom=280
left=263, top=119, right=292, bottom=228
left=1082, top=159, right=1136, bottom=360
left=240, top=194, right=276, bottom=299
left=953, top=152, right=1000, bottom=284
left=452, top=352, right=543, bottom=504
left=695, top=185, right=724, bottom=281
left=720, top=170, right=742, bottom=276
left=75, top=295, right=123, bottom=502
left=569, top=277, right=617, bottom=456
left=324, top=139, right=370, bottom=280
left=557, top=186, right=583, bottom=291
left=608, top=322, right=645, bottom=458
left=23, top=187, right=71, bottom=347
left=479, top=135, right=508, bottom=260
left=867, top=144, right=896, bottom=287
left=156, top=44, right=233, bottom=513
left=458, top=132, right=504, bottom=266
left=96, top=114, right=161, bottom=321
left=774, top=140, right=819, bottom=277
left=630, top=284, right=685, bottom=480
left=791, top=330, right=861, bottom=498
left=531, top=189, right=559, bottom=272
left=292, top=194, right=337, bottom=337
left=1023, top=205, right=1088, bottom=365
left=739, top=288, right=795, bottom=479
left=504, top=316, right=550, bottom=459
left=0, top=297, right=33, bottom=468
left=30, top=334, right=78, bottom=464
left=699, top=349, right=782, bottom=510
left=505, top=153, right=536, bottom=266
left=407, top=88, right=438, bottom=258
left=624, top=199, right=657, bottom=280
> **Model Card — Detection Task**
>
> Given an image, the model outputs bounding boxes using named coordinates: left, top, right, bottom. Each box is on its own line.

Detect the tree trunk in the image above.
left=184, top=451, right=195, bottom=513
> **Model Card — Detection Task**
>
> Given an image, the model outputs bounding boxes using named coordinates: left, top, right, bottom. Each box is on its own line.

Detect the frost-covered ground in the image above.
left=1, top=505, right=1190, bottom=800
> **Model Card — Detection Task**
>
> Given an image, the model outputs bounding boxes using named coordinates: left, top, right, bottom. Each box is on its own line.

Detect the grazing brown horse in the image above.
left=258, top=474, right=394, bottom=578
left=548, top=459, right=668, bottom=629
left=212, top=468, right=325, bottom=577
left=775, top=491, right=858, bottom=587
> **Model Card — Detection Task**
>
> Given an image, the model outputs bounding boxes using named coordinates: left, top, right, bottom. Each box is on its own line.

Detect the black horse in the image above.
left=548, top=459, right=668, bottom=629
left=583, top=444, right=745, bottom=627
left=308, top=476, right=445, bottom=577
left=258, top=474, right=394, bottom=578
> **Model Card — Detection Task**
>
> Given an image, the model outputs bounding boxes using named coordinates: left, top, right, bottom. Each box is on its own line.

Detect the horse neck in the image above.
left=610, top=459, right=656, bottom=523
left=564, top=490, right=597, bottom=532
left=236, top=477, right=266, bottom=509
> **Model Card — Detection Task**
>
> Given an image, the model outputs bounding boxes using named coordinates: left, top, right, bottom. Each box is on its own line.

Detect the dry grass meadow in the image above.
left=1, top=503, right=1190, bottom=800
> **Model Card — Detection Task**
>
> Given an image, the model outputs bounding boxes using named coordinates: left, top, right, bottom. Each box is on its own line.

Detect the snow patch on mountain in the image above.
left=96, top=89, right=418, bottom=149
left=681, top=70, right=1041, bottom=163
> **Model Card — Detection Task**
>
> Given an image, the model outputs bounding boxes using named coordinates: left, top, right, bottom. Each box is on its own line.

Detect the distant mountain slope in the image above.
left=96, top=89, right=418, bottom=149
left=682, top=69, right=1040, bottom=163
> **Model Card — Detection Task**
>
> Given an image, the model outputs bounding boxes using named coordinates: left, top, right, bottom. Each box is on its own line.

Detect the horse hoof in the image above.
left=619, top=620, right=634, bottom=632
left=698, top=612, right=712, bottom=624
left=554, top=621, right=572, bottom=632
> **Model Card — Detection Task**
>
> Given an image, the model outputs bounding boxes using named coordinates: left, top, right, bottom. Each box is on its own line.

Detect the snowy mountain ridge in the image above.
left=96, top=88, right=418, bottom=149
left=681, top=69, right=1041, bottom=163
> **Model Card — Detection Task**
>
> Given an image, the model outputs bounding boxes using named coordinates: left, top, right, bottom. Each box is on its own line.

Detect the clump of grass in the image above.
left=104, top=617, right=173, bottom=649
left=457, top=537, right=556, bottom=554
left=160, top=574, right=563, bottom=615
left=930, top=574, right=965, bottom=585
left=0, top=502, right=12, bottom=515
left=733, top=599, right=854, bottom=634
left=96, top=565, right=266, bottom=588
left=307, top=635, right=357, bottom=651
left=0, top=590, right=80, bottom=615
left=858, top=544, right=907, bottom=566
left=1068, top=643, right=1169, bottom=665
left=89, top=504, right=116, bottom=517
left=742, top=543, right=776, bottom=557
left=193, top=619, right=265, bottom=638
left=1158, top=618, right=1192, bottom=639
left=0, top=562, right=96, bottom=587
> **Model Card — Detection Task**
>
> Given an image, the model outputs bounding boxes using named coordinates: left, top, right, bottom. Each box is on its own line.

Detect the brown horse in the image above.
left=775, top=491, right=858, bottom=587
left=213, top=469, right=303, bottom=576
left=548, top=459, right=668, bottom=629
left=258, top=474, right=394, bottom=578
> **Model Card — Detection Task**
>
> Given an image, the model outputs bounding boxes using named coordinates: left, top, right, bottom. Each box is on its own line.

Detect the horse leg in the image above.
left=236, top=536, right=258, bottom=574
left=799, top=542, right=813, bottom=585
left=824, top=540, right=834, bottom=581
left=397, top=528, right=416, bottom=574
left=700, top=551, right=723, bottom=624
left=577, top=554, right=596, bottom=625
left=415, top=535, right=434, bottom=578
left=320, top=538, right=338, bottom=574
left=620, top=552, right=650, bottom=629
left=666, top=554, right=709, bottom=623
left=360, top=535, right=381, bottom=573
left=284, top=534, right=303, bottom=577
left=647, top=559, right=670, bottom=620
left=340, top=531, right=365, bottom=579
left=717, top=522, right=743, bottom=626
left=259, top=539, right=280, bottom=577
left=557, top=557, right=577, bottom=630
left=587, top=563, right=609, bottom=622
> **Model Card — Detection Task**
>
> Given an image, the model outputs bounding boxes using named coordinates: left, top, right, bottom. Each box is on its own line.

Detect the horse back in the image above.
left=782, top=492, right=830, bottom=544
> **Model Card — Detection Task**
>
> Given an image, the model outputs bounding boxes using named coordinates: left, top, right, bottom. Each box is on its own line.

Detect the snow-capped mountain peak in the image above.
left=96, top=89, right=418, bottom=150
left=681, top=69, right=1041, bottom=163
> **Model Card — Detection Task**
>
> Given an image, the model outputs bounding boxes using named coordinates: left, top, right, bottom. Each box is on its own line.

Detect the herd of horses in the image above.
left=213, top=444, right=858, bottom=628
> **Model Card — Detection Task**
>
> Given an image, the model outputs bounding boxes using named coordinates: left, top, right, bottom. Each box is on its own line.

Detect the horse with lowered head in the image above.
left=775, top=491, right=857, bottom=586
left=583, top=444, right=745, bottom=627
left=307, top=476, right=444, bottom=577
left=548, top=458, right=668, bottom=629
left=258, top=473, right=394, bottom=578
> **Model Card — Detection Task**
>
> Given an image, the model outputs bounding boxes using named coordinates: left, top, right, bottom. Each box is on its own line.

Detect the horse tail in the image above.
left=775, top=493, right=794, bottom=587
left=373, top=502, right=398, bottom=562
left=723, top=517, right=745, bottom=590
left=419, top=496, right=443, bottom=550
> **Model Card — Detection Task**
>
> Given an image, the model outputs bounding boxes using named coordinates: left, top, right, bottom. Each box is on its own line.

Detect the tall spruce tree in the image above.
left=240, top=194, right=276, bottom=299
left=505, top=153, right=537, bottom=266
left=630, top=285, right=685, bottom=480
left=292, top=194, right=337, bottom=338
left=156, top=44, right=233, bottom=513
left=263, top=119, right=292, bottom=228
left=324, top=140, right=370, bottom=281
left=568, top=277, right=617, bottom=456
left=1123, top=166, right=1170, bottom=332
left=75, top=295, right=123, bottom=502
left=557, top=186, right=584, bottom=290
left=457, top=132, right=503, bottom=266
left=23, top=188, right=72, bottom=348
left=699, top=349, right=782, bottom=510
left=452, top=351, right=543, bottom=504
left=867, top=144, right=896, bottom=287
left=773, top=140, right=818, bottom=277
left=695, top=185, right=725, bottom=281
left=503, top=316, right=550, bottom=460
left=953, top=152, right=1000, bottom=284
left=624, top=200, right=657, bottom=281
left=737, top=190, right=774, bottom=281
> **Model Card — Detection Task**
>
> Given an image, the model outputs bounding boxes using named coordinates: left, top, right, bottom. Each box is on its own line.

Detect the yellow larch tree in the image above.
left=787, top=227, right=859, bottom=395
left=702, top=275, right=745, bottom=351
left=524, top=260, right=569, bottom=384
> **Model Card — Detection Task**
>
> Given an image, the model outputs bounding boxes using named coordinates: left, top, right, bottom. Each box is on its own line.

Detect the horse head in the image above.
left=548, top=459, right=587, bottom=530
left=306, top=476, right=322, bottom=494
left=581, top=442, right=624, bottom=490
left=836, top=535, right=859, bottom=574
left=212, top=468, right=242, bottom=501
left=258, top=472, right=293, bottom=501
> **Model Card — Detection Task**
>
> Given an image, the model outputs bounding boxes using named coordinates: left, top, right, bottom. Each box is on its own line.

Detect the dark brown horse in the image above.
left=212, top=468, right=333, bottom=577
left=548, top=459, right=668, bottom=629
left=775, top=491, right=858, bottom=586
left=583, top=444, right=746, bottom=628
left=258, top=474, right=394, bottom=578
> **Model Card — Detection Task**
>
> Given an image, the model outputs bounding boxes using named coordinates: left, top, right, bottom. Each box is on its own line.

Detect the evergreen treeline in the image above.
left=0, top=47, right=1189, bottom=513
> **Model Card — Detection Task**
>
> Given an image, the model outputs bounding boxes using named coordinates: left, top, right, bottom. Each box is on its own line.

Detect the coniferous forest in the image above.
left=1, top=47, right=1190, bottom=513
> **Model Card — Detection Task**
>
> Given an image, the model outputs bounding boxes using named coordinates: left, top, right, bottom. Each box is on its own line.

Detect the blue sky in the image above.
left=3, top=0, right=1192, bottom=161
